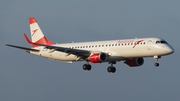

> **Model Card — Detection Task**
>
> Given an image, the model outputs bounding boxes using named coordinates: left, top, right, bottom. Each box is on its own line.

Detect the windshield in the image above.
left=156, top=40, right=168, bottom=44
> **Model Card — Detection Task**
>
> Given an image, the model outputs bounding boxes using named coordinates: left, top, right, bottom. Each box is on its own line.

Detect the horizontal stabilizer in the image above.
left=4, top=44, right=39, bottom=52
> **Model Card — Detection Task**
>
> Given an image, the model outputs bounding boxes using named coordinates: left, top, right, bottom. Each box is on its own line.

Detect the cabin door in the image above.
left=147, top=40, right=152, bottom=50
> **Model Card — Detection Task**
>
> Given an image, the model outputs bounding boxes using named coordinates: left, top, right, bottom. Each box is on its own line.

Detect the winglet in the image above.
left=24, top=33, right=33, bottom=44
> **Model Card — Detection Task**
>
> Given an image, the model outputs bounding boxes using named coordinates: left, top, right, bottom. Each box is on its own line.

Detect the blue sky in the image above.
left=1, top=0, right=180, bottom=101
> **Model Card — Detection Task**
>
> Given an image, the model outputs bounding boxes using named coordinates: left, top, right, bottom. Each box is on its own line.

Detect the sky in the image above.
left=1, top=0, right=180, bottom=101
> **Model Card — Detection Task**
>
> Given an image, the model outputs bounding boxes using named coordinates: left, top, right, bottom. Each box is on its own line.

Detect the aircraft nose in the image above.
left=165, top=45, right=174, bottom=54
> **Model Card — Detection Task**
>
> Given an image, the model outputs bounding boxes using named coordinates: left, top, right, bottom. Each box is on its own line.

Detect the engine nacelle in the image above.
left=89, top=52, right=107, bottom=63
left=124, top=57, right=144, bottom=67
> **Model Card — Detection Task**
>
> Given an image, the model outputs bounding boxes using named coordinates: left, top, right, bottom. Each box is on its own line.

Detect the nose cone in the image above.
left=165, top=45, right=174, bottom=54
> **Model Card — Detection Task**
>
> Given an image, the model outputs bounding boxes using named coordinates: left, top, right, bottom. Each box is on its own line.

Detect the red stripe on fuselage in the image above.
left=133, top=40, right=144, bottom=48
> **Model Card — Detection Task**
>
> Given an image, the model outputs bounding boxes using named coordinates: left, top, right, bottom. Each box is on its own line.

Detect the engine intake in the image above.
left=125, top=57, right=144, bottom=67
left=89, top=52, right=107, bottom=63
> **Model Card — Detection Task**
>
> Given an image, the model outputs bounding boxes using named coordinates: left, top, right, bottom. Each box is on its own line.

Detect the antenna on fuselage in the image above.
left=135, top=37, right=137, bottom=39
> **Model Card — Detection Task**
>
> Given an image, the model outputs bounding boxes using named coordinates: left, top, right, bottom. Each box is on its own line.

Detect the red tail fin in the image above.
left=27, top=18, right=54, bottom=47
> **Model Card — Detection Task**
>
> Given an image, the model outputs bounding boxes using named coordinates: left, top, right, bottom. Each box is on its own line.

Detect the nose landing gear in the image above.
left=154, top=62, right=159, bottom=67
left=154, top=56, right=161, bottom=67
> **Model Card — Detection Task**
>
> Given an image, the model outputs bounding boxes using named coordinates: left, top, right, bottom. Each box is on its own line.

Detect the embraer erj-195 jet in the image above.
left=5, top=18, right=174, bottom=73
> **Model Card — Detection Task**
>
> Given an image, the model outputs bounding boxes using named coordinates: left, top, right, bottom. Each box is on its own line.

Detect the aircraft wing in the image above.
left=23, top=33, right=91, bottom=58
left=34, top=43, right=91, bottom=58
left=5, top=44, right=39, bottom=52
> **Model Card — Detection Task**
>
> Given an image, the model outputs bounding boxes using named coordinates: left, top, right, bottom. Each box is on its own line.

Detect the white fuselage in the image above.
left=29, top=38, right=174, bottom=63
left=5, top=18, right=174, bottom=73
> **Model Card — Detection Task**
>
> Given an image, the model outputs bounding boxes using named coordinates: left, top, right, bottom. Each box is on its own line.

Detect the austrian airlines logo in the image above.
left=133, top=40, right=144, bottom=48
left=32, top=29, right=38, bottom=36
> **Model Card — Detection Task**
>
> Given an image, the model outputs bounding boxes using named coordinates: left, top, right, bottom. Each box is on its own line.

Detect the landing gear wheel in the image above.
left=83, top=64, right=92, bottom=71
left=83, top=64, right=87, bottom=70
left=154, top=63, right=159, bottom=67
left=107, top=66, right=112, bottom=73
left=107, top=66, right=116, bottom=73
left=86, top=65, right=91, bottom=71
left=111, top=67, right=116, bottom=73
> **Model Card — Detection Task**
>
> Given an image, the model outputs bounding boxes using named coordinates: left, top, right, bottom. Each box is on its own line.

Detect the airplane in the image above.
left=5, top=18, right=174, bottom=73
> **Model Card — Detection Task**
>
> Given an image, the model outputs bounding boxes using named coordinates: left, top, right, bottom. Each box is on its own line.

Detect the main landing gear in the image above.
left=83, top=61, right=91, bottom=71
left=154, top=56, right=161, bottom=67
left=82, top=61, right=117, bottom=73
left=107, top=61, right=116, bottom=73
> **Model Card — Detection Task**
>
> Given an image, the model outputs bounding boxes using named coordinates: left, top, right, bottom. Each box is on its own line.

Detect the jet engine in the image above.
left=89, top=52, right=107, bottom=63
left=124, top=57, right=144, bottom=67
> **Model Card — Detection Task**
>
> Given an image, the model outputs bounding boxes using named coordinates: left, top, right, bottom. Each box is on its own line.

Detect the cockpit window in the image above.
left=156, top=41, right=160, bottom=44
left=156, top=40, right=168, bottom=44
left=161, top=41, right=167, bottom=44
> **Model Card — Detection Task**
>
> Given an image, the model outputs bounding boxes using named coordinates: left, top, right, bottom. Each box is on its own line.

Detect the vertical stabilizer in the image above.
left=29, top=18, right=54, bottom=47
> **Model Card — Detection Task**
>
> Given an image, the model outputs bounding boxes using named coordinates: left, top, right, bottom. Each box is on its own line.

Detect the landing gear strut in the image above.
left=83, top=61, right=91, bottom=71
left=107, top=61, right=116, bottom=73
left=154, top=56, right=161, bottom=67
